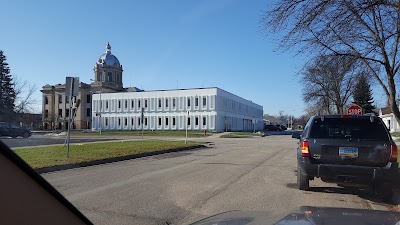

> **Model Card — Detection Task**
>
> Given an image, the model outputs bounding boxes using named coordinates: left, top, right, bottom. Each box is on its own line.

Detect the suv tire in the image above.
left=297, top=164, right=309, bottom=190
left=22, top=132, right=29, bottom=138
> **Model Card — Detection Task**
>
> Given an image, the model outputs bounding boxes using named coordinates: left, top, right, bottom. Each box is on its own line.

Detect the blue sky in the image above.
left=1, top=0, right=387, bottom=117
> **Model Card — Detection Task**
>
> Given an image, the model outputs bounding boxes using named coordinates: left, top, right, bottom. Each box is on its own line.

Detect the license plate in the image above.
left=339, top=147, right=358, bottom=158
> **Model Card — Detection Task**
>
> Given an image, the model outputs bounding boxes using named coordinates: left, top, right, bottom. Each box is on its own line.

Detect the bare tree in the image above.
left=13, top=75, right=37, bottom=113
left=302, top=54, right=357, bottom=114
left=262, top=0, right=400, bottom=121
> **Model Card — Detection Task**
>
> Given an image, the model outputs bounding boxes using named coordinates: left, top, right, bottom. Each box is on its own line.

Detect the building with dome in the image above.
left=40, top=42, right=137, bottom=130
left=41, top=42, right=264, bottom=131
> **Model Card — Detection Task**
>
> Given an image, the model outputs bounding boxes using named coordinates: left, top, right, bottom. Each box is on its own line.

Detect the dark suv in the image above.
left=0, top=122, right=31, bottom=138
left=264, top=124, right=282, bottom=131
left=292, top=115, right=398, bottom=198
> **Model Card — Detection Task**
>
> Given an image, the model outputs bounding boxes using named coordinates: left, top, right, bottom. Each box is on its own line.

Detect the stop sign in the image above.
left=347, top=105, right=363, bottom=115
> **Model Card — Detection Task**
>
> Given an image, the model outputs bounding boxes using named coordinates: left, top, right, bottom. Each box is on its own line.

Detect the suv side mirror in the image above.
left=292, top=132, right=301, bottom=139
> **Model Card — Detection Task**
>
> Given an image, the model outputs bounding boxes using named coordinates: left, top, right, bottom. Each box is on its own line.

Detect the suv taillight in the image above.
left=390, top=144, right=398, bottom=162
left=301, top=140, right=310, bottom=157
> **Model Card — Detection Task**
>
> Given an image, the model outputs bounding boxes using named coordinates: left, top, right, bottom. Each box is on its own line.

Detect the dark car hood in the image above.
left=189, top=206, right=400, bottom=225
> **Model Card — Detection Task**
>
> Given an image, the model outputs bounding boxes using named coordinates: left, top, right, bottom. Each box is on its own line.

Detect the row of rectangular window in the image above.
left=102, top=116, right=207, bottom=127
left=44, top=95, right=93, bottom=105
left=44, top=107, right=91, bottom=118
left=97, top=97, right=210, bottom=110
left=44, top=95, right=71, bottom=105
left=46, top=96, right=209, bottom=109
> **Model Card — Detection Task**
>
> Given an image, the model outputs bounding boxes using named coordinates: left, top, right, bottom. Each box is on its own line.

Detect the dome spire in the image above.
left=106, top=42, right=111, bottom=53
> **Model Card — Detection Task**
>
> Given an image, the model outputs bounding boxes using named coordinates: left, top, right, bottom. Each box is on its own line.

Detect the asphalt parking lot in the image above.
left=42, top=135, right=398, bottom=225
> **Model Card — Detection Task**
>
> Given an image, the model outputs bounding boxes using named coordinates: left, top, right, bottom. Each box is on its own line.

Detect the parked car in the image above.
left=0, top=122, right=32, bottom=138
left=264, top=124, right=282, bottom=131
left=292, top=114, right=398, bottom=199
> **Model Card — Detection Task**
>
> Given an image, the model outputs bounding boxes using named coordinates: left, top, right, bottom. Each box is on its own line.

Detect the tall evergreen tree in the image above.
left=0, top=50, right=16, bottom=120
left=352, top=74, right=375, bottom=114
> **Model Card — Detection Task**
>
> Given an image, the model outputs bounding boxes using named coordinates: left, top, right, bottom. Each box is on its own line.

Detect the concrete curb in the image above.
left=36, top=145, right=207, bottom=174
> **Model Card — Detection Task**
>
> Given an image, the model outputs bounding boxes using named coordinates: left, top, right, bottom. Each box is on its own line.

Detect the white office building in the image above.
left=92, top=87, right=263, bottom=132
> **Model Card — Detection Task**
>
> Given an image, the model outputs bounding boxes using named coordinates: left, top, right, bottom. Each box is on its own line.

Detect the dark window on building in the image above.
left=86, top=108, right=91, bottom=117
left=131, top=118, right=134, bottom=126
left=188, top=118, right=191, bottom=125
left=107, top=72, right=112, bottom=81
left=58, top=109, right=62, bottom=117
left=145, top=99, right=148, bottom=108
left=159, top=99, right=162, bottom=108
left=118, top=100, right=121, bottom=109
left=45, top=110, right=49, bottom=118
left=138, top=100, right=141, bottom=108
left=66, top=110, right=70, bottom=117
left=45, top=96, right=49, bottom=104
left=138, top=118, right=141, bottom=126
left=158, top=118, right=162, bottom=126
left=187, top=98, right=191, bottom=107
left=145, top=118, right=148, bottom=126
left=195, top=117, right=199, bottom=126
left=166, top=99, right=169, bottom=107
left=125, top=100, right=128, bottom=109
left=87, top=94, right=91, bottom=103
left=58, top=95, right=62, bottom=103
left=125, top=118, right=127, bottom=126
left=203, top=97, right=206, bottom=106
left=118, top=118, right=121, bottom=126
left=173, top=98, right=176, bottom=107
left=203, top=117, right=206, bottom=125
left=106, top=101, right=109, bottom=109
left=131, top=100, right=134, bottom=108
left=173, top=117, right=176, bottom=126
left=195, top=97, right=199, bottom=107
left=166, top=118, right=169, bottom=126
left=105, top=118, right=108, bottom=126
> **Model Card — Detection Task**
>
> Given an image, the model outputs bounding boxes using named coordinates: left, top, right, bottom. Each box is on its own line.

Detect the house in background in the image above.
left=379, top=107, right=400, bottom=132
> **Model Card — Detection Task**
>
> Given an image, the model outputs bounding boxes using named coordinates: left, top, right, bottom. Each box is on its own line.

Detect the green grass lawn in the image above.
left=15, top=140, right=202, bottom=169
left=392, top=132, right=400, bottom=137
left=73, top=130, right=213, bottom=138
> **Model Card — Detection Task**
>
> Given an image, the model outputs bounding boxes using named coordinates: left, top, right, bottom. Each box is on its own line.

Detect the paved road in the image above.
left=42, top=136, right=397, bottom=225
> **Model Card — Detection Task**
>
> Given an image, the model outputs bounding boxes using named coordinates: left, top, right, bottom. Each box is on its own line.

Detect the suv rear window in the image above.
left=309, top=117, right=389, bottom=141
